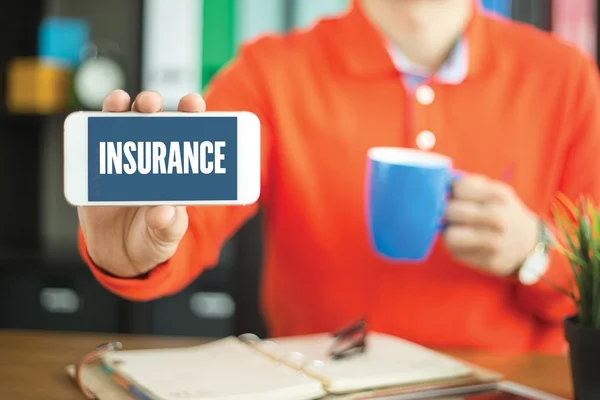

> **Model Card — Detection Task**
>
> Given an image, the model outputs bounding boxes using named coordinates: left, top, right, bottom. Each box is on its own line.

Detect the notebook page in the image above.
left=269, top=332, right=472, bottom=394
left=101, top=337, right=327, bottom=400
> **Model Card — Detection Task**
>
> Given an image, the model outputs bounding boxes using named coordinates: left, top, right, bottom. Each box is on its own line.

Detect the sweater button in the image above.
left=416, top=130, right=436, bottom=150
left=416, top=85, right=435, bottom=105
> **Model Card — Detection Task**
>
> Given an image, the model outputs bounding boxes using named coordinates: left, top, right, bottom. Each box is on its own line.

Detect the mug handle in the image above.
left=439, top=169, right=465, bottom=231
left=447, top=169, right=465, bottom=194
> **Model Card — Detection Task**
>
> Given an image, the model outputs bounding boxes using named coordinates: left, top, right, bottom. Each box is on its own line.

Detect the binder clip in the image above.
left=328, top=318, right=368, bottom=360
left=76, top=341, right=122, bottom=399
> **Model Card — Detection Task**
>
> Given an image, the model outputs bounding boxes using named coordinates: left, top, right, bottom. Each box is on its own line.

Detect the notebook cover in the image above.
left=66, top=364, right=138, bottom=400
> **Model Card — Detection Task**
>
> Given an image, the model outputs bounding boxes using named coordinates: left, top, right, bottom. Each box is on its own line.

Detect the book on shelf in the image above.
left=511, top=0, right=551, bottom=31
left=480, top=0, right=511, bottom=18
left=552, top=0, right=597, bottom=60
left=141, top=0, right=202, bottom=110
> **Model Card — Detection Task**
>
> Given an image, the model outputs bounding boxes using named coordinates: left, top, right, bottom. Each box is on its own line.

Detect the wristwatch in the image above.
left=518, top=220, right=552, bottom=286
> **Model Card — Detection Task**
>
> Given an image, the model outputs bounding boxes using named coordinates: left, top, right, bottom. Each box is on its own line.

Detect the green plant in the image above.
left=551, top=194, right=600, bottom=329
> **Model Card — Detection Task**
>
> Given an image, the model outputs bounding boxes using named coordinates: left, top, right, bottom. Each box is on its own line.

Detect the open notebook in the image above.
left=66, top=332, right=502, bottom=400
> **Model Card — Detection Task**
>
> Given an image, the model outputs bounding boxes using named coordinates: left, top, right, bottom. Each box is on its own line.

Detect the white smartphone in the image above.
left=63, top=111, right=261, bottom=206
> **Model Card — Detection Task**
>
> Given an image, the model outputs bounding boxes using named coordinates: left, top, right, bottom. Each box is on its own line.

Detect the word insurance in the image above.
left=98, top=140, right=227, bottom=175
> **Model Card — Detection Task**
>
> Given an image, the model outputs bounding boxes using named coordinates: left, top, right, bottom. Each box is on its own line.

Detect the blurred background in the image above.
left=0, top=0, right=596, bottom=340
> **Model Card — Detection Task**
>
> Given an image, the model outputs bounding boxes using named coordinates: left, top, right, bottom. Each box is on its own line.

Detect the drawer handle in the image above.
left=40, top=288, right=80, bottom=314
left=189, top=292, right=235, bottom=319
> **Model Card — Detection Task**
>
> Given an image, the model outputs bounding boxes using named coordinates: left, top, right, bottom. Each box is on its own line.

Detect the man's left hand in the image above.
left=443, top=174, right=539, bottom=277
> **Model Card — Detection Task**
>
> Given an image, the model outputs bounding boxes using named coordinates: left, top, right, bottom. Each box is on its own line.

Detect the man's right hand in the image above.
left=78, top=90, right=206, bottom=278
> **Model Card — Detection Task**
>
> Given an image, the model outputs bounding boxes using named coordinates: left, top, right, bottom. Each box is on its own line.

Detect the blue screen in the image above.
left=88, top=116, right=238, bottom=202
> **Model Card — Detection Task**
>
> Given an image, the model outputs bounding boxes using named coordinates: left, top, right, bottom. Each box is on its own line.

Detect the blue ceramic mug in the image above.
left=365, top=147, right=460, bottom=262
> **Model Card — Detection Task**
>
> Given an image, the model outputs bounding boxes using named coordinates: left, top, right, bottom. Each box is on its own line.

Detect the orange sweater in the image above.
left=80, top=2, right=600, bottom=353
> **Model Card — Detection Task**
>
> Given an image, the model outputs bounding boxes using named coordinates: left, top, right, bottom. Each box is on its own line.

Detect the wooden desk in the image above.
left=0, top=329, right=573, bottom=399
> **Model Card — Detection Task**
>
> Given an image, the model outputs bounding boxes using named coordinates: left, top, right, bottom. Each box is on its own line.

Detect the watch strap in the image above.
left=518, top=220, right=551, bottom=286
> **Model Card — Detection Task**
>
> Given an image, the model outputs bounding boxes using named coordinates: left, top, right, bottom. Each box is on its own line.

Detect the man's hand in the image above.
left=443, top=174, right=540, bottom=277
left=78, top=90, right=206, bottom=278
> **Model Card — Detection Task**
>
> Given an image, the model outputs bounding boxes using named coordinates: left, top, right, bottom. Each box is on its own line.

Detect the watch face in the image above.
left=74, top=57, right=126, bottom=109
left=519, top=251, right=550, bottom=286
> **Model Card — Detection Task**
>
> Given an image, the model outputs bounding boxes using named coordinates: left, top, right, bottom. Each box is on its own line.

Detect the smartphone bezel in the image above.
left=63, top=111, right=261, bottom=206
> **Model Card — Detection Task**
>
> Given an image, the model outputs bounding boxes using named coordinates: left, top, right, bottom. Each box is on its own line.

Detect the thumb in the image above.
left=145, top=206, right=188, bottom=244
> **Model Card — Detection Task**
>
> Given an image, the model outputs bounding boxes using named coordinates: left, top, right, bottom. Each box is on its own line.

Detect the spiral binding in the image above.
left=237, top=317, right=368, bottom=376
left=75, top=341, right=123, bottom=399
left=239, top=334, right=330, bottom=380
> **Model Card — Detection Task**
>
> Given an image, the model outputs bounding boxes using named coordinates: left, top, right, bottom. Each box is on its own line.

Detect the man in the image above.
left=78, top=0, right=600, bottom=353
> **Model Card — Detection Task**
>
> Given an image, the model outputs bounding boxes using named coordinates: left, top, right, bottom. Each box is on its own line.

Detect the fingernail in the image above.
left=184, top=93, right=201, bottom=100
left=166, top=206, right=177, bottom=224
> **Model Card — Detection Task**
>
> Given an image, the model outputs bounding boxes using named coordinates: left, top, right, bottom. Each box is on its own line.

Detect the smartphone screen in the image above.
left=88, top=115, right=238, bottom=202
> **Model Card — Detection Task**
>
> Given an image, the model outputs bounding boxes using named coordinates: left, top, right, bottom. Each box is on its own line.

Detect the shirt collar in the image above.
left=387, top=37, right=470, bottom=85
left=332, top=0, right=492, bottom=81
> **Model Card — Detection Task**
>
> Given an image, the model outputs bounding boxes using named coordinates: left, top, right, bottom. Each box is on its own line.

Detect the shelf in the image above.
left=0, top=247, right=86, bottom=275
left=0, top=111, right=71, bottom=121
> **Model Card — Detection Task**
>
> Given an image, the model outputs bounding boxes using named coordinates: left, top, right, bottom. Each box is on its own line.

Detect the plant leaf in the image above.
left=549, top=195, right=600, bottom=327
left=541, top=276, right=578, bottom=303
left=556, top=192, right=579, bottom=221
